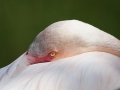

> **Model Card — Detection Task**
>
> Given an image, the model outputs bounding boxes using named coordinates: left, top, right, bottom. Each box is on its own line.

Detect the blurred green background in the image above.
left=0, top=0, right=120, bottom=68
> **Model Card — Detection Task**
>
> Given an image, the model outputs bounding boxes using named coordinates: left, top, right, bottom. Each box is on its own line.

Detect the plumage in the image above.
left=0, top=20, right=120, bottom=90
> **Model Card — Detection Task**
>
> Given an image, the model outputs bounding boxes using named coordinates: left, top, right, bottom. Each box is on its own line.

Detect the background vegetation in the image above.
left=0, top=0, right=120, bottom=68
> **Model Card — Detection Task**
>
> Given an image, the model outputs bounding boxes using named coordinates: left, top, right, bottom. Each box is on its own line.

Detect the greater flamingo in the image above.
left=0, top=20, right=120, bottom=90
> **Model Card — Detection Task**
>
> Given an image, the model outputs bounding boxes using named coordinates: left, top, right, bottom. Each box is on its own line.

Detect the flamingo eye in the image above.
left=49, top=51, right=56, bottom=58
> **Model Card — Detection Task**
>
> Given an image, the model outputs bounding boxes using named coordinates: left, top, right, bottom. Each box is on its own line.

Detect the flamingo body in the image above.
left=0, top=52, right=120, bottom=90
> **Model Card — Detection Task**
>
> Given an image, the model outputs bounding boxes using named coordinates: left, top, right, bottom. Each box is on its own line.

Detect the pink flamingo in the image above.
left=0, top=20, right=120, bottom=90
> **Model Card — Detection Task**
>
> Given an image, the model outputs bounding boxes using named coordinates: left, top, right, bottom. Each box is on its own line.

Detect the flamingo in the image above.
left=0, top=20, right=120, bottom=90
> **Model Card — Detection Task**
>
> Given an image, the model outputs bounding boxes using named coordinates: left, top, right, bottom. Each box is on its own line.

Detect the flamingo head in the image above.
left=26, top=20, right=86, bottom=64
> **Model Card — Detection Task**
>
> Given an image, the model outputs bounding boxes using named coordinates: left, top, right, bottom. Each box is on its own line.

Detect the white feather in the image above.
left=0, top=52, right=120, bottom=90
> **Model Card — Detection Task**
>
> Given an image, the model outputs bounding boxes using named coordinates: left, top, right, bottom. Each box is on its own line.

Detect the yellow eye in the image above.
left=49, top=51, right=56, bottom=58
left=50, top=52, right=56, bottom=56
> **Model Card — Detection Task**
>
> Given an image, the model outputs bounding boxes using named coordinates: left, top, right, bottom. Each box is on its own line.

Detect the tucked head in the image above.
left=26, top=20, right=120, bottom=64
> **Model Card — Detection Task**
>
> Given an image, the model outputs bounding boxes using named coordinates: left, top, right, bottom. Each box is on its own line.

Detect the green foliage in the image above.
left=0, top=0, right=120, bottom=68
